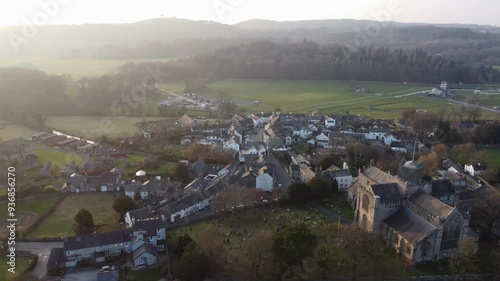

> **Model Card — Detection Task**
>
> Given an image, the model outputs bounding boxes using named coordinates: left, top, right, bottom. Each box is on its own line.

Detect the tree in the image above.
left=288, top=182, right=313, bottom=203
left=472, top=187, right=500, bottom=238
left=237, top=230, right=275, bottom=279
left=337, top=224, right=380, bottom=281
left=177, top=242, right=211, bottom=281
left=272, top=224, right=318, bottom=269
left=73, top=208, right=95, bottom=235
left=308, top=177, right=336, bottom=199
left=211, top=185, right=256, bottom=214
left=173, top=163, right=190, bottom=183
left=418, top=152, right=440, bottom=176
left=112, top=195, right=136, bottom=215
left=449, top=237, right=478, bottom=281
left=173, top=234, right=194, bottom=258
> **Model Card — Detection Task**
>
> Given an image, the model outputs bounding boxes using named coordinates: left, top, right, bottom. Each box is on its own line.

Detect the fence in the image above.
left=20, top=193, right=68, bottom=237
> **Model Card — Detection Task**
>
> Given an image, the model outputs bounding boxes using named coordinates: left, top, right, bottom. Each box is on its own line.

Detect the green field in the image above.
left=0, top=256, right=32, bottom=281
left=455, top=91, right=500, bottom=107
left=161, top=80, right=470, bottom=119
left=0, top=57, right=175, bottom=79
left=0, top=124, right=38, bottom=142
left=45, top=115, right=168, bottom=139
left=0, top=194, right=61, bottom=218
left=33, top=148, right=83, bottom=168
left=482, top=148, right=500, bottom=169
left=29, top=194, right=120, bottom=237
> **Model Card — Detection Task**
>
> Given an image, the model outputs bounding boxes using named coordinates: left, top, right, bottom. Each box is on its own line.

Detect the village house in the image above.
left=62, top=218, right=166, bottom=269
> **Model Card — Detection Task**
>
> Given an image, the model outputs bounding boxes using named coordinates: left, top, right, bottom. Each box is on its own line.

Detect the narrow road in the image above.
left=268, top=153, right=292, bottom=191
left=17, top=241, right=63, bottom=279
left=446, top=98, right=498, bottom=113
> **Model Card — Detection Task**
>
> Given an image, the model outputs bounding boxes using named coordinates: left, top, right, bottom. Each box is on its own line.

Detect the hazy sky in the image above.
left=1, top=0, right=499, bottom=27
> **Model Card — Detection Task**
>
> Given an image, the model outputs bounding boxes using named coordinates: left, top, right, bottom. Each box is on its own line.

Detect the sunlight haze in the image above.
left=0, top=0, right=499, bottom=26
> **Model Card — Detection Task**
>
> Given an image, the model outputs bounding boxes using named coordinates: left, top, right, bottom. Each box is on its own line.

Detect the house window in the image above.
left=158, top=245, right=164, bottom=251
left=362, top=195, right=370, bottom=211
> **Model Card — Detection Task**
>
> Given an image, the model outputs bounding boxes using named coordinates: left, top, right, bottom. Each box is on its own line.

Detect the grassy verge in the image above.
left=0, top=256, right=32, bottom=281
left=127, top=268, right=162, bottom=281
left=29, top=194, right=120, bottom=238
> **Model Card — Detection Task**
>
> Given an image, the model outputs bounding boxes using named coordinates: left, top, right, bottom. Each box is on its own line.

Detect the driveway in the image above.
left=63, top=268, right=102, bottom=281
left=17, top=242, right=63, bottom=279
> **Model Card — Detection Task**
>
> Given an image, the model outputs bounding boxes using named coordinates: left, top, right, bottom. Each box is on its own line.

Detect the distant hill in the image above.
left=234, top=18, right=500, bottom=33
left=1, top=17, right=500, bottom=65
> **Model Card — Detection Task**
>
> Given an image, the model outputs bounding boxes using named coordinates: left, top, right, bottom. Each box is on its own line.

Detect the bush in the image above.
left=43, top=185, right=58, bottom=193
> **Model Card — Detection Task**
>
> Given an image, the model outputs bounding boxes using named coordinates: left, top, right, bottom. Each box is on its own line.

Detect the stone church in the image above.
left=349, top=160, right=476, bottom=265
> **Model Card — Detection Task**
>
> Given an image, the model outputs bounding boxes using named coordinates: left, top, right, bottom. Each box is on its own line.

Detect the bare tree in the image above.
left=236, top=230, right=275, bottom=280
left=211, top=185, right=257, bottom=214
left=449, top=237, right=478, bottom=281
left=472, top=187, right=500, bottom=238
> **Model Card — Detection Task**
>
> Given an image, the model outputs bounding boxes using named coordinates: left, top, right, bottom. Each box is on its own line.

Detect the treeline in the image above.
left=137, top=40, right=500, bottom=84
left=0, top=67, right=160, bottom=125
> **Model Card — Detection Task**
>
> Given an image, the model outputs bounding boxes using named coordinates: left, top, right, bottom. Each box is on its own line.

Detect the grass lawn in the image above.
left=127, top=268, right=162, bottom=281
left=0, top=124, right=38, bottom=142
left=0, top=256, right=32, bottom=281
left=33, top=148, right=83, bottom=169
left=0, top=194, right=61, bottom=218
left=161, top=80, right=475, bottom=119
left=481, top=147, right=500, bottom=169
left=29, top=194, right=120, bottom=238
left=45, top=116, right=168, bottom=139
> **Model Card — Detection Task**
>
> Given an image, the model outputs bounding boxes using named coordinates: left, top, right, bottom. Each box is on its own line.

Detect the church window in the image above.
left=362, top=195, right=370, bottom=211
left=406, top=243, right=412, bottom=255
left=362, top=214, right=368, bottom=228
left=440, top=217, right=461, bottom=250
left=421, top=240, right=431, bottom=257
left=394, top=235, right=399, bottom=245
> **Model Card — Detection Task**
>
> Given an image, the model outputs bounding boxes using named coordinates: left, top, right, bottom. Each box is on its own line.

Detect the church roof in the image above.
left=409, top=190, right=454, bottom=219
left=370, top=183, right=402, bottom=203
left=430, top=180, right=454, bottom=197
left=363, top=166, right=394, bottom=184
left=384, top=207, right=436, bottom=243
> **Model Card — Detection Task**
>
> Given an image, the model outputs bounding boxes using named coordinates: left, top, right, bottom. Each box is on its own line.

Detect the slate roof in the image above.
left=370, top=128, right=391, bottom=134
left=370, top=183, right=402, bottom=203
left=64, top=229, right=132, bottom=251
left=133, top=243, right=158, bottom=259
left=430, top=180, right=455, bottom=197
left=363, top=166, right=394, bottom=184
left=384, top=207, right=436, bottom=243
left=127, top=208, right=155, bottom=223
left=409, top=189, right=454, bottom=219
left=46, top=247, right=65, bottom=271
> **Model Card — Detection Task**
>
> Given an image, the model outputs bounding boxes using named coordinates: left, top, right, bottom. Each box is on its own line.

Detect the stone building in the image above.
left=352, top=160, right=475, bottom=265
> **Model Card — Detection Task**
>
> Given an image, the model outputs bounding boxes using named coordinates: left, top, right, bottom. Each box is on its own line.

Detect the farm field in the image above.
left=455, top=91, right=500, bottom=107
left=33, top=148, right=83, bottom=166
left=0, top=57, right=175, bottom=79
left=0, top=256, right=32, bottom=281
left=29, top=194, right=120, bottom=238
left=161, top=80, right=470, bottom=119
left=0, top=123, right=38, bottom=142
left=45, top=115, right=168, bottom=139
